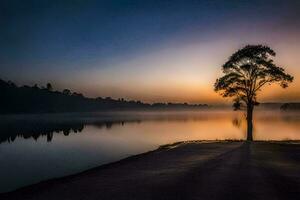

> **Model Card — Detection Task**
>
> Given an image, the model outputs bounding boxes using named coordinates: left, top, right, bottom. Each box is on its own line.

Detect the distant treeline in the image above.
left=0, top=79, right=209, bottom=114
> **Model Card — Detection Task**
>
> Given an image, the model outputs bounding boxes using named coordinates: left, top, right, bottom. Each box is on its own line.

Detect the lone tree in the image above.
left=46, top=83, right=53, bottom=91
left=63, top=89, right=71, bottom=95
left=214, top=45, right=293, bottom=141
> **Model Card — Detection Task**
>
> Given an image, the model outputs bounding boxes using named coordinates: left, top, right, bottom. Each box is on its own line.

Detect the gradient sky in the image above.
left=1, top=0, right=300, bottom=103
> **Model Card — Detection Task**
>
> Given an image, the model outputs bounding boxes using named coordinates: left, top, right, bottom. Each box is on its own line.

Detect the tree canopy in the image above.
left=214, top=45, right=293, bottom=109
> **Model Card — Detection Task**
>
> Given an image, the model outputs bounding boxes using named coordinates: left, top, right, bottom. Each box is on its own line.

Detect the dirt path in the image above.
left=1, top=142, right=300, bottom=200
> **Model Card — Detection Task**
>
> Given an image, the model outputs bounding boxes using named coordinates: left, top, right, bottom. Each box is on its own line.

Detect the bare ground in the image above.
left=1, top=141, right=300, bottom=200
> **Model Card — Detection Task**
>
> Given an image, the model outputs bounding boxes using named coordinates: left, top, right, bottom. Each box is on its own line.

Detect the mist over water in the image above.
left=1, top=110, right=300, bottom=192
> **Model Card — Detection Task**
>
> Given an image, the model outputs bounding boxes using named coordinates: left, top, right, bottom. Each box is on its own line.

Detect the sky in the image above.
left=1, top=0, right=300, bottom=104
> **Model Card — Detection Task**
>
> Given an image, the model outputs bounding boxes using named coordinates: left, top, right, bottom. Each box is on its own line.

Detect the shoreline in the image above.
left=1, top=140, right=300, bottom=199
left=1, top=140, right=229, bottom=194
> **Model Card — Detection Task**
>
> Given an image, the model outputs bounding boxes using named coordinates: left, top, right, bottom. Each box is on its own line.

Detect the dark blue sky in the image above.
left=1, top=0, right=300, bottom=102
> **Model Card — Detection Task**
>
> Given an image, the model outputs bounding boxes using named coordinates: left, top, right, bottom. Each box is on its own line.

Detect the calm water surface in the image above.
left=0, top=110, right=300, bottom=193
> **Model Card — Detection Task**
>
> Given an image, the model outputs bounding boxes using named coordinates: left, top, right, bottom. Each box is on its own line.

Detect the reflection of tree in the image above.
left=0, top=120, right=140, bottom=144
left=0, top=122, right=85, bottom=143
left=232, top=117, right=243, bottom=128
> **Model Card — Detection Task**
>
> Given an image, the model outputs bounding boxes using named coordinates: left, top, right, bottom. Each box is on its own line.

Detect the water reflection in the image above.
left=232, top=117, right=243, bottom=128
left=1, top=111, right=300, bottom=144
left=1, top=111, right=241, bottom=144
left=0, top=111, right=300, bottom=193
left=0, top=120, right=141, bottom=143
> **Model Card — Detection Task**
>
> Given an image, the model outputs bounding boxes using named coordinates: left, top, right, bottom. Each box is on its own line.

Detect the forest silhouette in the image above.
left=0, top=79, right=208, bottom=114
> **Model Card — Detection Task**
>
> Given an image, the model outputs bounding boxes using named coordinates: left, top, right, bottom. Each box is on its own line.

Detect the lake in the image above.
left=1, top=110, right=300, bottom=193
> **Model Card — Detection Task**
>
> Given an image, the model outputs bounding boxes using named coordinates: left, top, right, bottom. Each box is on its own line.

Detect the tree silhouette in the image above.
left=214, top=45, right=293, bottom=141
left=63, top=89, right=71, bottom=95
left=46, top=83, right=53, bottom=91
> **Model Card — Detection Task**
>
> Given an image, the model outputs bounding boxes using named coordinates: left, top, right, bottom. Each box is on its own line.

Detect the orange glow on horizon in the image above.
left=58, top=37, right=300, bottom=104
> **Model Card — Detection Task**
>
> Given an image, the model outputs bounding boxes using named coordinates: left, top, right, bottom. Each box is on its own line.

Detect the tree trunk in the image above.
left=246, top=104, right=253, bottom=141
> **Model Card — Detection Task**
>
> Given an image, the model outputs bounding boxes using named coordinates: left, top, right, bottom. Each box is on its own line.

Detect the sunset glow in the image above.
left=1, top=0, right=300, bottom=103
